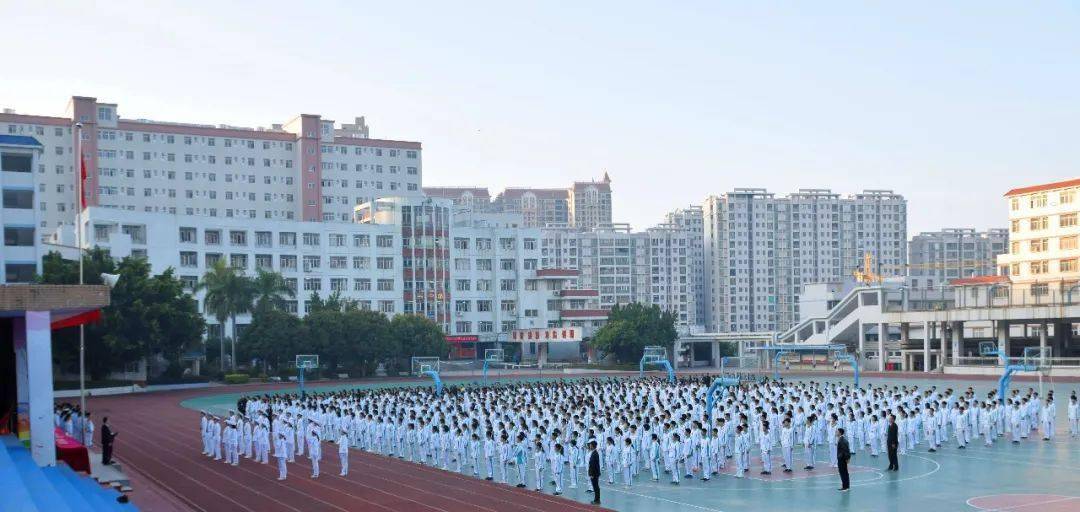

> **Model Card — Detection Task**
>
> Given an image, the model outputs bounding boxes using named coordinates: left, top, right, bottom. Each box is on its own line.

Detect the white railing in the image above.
left=951, top=356, right=1080, bottom=368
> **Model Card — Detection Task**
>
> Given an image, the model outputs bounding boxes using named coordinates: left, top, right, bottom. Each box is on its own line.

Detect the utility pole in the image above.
left=75, top=122, right=87, bottom=447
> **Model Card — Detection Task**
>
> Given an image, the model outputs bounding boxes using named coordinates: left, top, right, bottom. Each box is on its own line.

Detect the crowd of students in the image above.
left=198, top=375, right=1080, bottom=495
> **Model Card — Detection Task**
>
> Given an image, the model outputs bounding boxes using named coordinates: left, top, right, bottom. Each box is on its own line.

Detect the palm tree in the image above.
left=252, top=268, right=295, bottom=313
left=197, top=260, right=254, bottom=372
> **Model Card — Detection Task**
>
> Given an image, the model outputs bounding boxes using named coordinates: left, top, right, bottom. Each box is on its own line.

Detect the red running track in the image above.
left=83, top=383, right=613, bottom=512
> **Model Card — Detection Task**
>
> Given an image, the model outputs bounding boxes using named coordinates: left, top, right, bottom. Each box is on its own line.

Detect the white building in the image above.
left=1, top=135, right=46, bottom=283
left=62, top=206, right=403, bottom=339
left=907, top=228, right=1007, bottom=290
left=646, top=222, right=695, bottom=328
left=998, top=178, right=1080, bottom=294
left=704, top=188, right=907, bottom=333
left=0, top=96, right=423, bottom=232
left=664, top=206, right=705, bottom=330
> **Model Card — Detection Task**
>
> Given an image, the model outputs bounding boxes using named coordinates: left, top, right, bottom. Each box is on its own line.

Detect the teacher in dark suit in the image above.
left=886, top=414, right=900, bottom=471
left=101, top=416, right=118, bottom=465
left=836, top=427, right=850, bottom=491
left=587, top=440, right=601, bottom=504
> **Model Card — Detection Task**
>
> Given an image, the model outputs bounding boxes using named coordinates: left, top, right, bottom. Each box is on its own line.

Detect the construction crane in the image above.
left=852, top=252, right=882, bottom=285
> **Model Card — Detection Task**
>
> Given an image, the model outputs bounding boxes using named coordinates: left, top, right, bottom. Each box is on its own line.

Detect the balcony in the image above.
left=558, top=289, right=599, bottom=297
left=559, top=308, right=609, bottom=319
left=535, top=268, right=579, bottom=279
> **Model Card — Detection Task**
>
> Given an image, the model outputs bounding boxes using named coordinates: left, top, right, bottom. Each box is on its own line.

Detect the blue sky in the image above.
left=6, top=1, right=1078, bottom=234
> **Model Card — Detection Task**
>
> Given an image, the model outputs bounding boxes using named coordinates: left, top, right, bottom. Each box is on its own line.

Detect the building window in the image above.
left=1029, top=216, right=1048, bottom=231
left=304, top=278, right=322, bottom=291
left=279, top=232, right=296, bottom=247
left=1030, top=193, right=1047, bottom=208
left=303, top=256, right=321, bottom=271
left=376, top=235, right=394, bottom=248
left=1061, top=236, right=1078, bottom=251
left=303, top=233, right=320, bottom=246
left=179, top=227, right=196, bottom=243
left=1031, top=283, right=1049, bottom=296
left=376, top=257, right=394, bottom=270
left=1061, top=190, right=1076, bottom=205
left=1030, top=238, right=1048, bottom=253
left=1061, top=259, right=1077, bottom=273
left=354, top=278, right=371, bottom=291
left=255, top=254, right=273, bottom=270
left=379, top=300, right=395, bottom=313
left=179, top=251, right=198, bottom=267
left=205, top=230, right=221, bottom=245
left=1061, top=213, right=1078, bottom=228
left=377, top=279, right=394, bottom=291
left=354, top=234, right=370, bottom=247
left=280, top=255, right=297, bottom=271
left=230, top=254, right=248, bottom=270
left=230, top=230, right=247, bottom=246
left=1029, top=260, right=1049, bottom=275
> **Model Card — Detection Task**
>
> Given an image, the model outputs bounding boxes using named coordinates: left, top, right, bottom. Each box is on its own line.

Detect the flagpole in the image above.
left=75, top=122, right=87, bottom=448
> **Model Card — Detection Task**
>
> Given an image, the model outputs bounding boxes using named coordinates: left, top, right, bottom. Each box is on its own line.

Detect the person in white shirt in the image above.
left=338, top=429, right=350, bottom=476
left=1068, top=394, right=1079, bottom=437
left=780, top=418, right=795, bottom=473
left=275, top=433, right=288, bottom=481
left=83, top=413, right=95, bottom=449
left=308, top=422, right=322, bottom=478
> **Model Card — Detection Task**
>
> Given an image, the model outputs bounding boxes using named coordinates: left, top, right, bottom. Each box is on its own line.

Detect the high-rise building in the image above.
left=0, top=96, right=424, bottom=232
left=997, top=178, right=1080, bottom=292
left=664, top=206, right=705, bottom=329
left=907, top=228, right=1008, bottom=290
left=646, top=222, right=696, bottom=327
left=568, top=173, right=613, bottom=229
left=493, top=188, right=569, bottom=228
left=704, top=188, right=907, bottom=333
left=422, top=187, right=493, bottom=214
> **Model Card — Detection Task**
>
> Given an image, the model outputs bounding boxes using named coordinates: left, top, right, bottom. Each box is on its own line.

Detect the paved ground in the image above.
left=84, top=371, right=1080, bottom=512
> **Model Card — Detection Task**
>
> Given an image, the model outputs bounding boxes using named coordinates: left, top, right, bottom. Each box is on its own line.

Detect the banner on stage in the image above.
left=508, top=327, right=581, bottom=343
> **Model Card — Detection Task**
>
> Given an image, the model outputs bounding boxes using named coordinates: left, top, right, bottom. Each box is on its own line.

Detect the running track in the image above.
left=82, top=381, right=613, bottom=512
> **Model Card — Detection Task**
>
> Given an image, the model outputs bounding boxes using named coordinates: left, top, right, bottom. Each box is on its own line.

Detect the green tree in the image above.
left=251, top=269, right=294, bottom=314
left=242, top=307, right=303, bottom=373
left=103, top=259, right=206, bottom=368
left=196, top=260, right=254, bottom=371
left=589, top=303, right=678, bottom=363
left=342, top=309, right=393, bottom=375
left=390, top=314, right=449, bottom=360
left=304, top=309, right=349, bottom=372
left=40, top=250, right=204, bottom=379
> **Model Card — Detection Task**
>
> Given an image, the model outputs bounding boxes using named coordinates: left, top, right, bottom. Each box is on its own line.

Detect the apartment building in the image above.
left=65, top=207, right=403, bottom=339
left=664, top=206, right=705, bottom=329
left=568, top=173, right=613, bottom=230
left=908, top=228, right=1008, bottom=290
left=997, top=178, right=1080, bottom=292
left=646, top=222, right=696, bottom=327
left=421, top=187, right=493, bottom=214
left=0, top=96, right=423, bottom=231
left=1, top=135, right=46, bottom=283
left=704, top=188, right=907, bottom=333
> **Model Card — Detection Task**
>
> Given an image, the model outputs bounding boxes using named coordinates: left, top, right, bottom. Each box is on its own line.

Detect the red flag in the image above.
left=79, top=153, right=88, bottom=209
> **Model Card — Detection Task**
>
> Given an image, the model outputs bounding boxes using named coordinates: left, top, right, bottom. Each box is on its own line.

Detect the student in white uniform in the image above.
left=513, top=433, right=528, bottom=488
left=759, top=420, right=773, bottom=476
left=621, top=438, right=634, bottom=487
left=1069, top=394, right=1079, bottom=437
left=338, top=428, right=350, bottom=476
left=275, top=433, right=288, bottom=481
left=648, top=433, right=661, bottom=481
left=308, top=423, right=322, bottom=478
left=780, top=418, right=795, bottom=473
left=551, top=443, right=566, bottom=495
